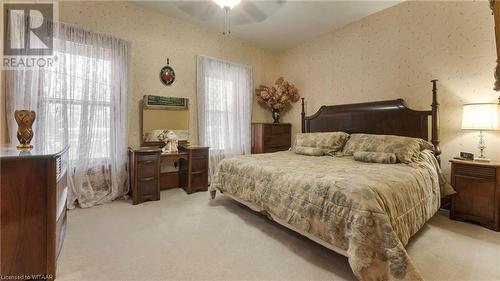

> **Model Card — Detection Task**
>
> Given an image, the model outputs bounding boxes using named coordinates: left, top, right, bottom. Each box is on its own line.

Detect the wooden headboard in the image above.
left=301, top=80, right=441, bottom=160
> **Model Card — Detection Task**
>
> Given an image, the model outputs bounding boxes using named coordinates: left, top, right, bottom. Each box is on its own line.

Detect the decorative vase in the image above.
left=272, top=109, right=280, bottom=123
left=14, top=110, right=36, bottom=151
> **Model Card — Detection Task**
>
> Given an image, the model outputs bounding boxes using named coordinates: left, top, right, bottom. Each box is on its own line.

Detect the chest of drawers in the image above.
left=0, top=145, right=69, bottom=279
left=251, top=123, right=292, bottom=154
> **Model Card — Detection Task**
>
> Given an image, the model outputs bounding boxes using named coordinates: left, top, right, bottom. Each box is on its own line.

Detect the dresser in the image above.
left=450, top=159, right=500, bottom=231
left=251, top=123, right=292, bottom=154
left=128, top=147, right=161, bottom=205
left=0, top=145, right=69, bottom=280
left=128, top=145, right=209, bottom=204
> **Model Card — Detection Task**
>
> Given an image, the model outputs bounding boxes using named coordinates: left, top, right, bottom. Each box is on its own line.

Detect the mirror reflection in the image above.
left=142, top=95, right=189, bottom=145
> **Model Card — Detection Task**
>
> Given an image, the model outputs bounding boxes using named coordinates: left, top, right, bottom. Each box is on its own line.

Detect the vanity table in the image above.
left=129, top=145, right=209, bottom=204
left=129, top=96, right=209, bottom=205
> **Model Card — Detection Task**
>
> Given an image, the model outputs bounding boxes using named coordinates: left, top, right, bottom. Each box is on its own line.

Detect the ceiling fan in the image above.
left=173, top=0, right=285, bottom=35
left=215, top=0, right=242, bottom=35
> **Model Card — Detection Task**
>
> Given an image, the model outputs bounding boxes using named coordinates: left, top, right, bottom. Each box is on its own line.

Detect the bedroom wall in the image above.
left=277, top=0, right=500, bottom=177
left=58, top=1, right=279, bottom=147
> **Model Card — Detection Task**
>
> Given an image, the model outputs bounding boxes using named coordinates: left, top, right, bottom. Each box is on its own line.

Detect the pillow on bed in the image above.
left=293, top=146, right=324, bottom=156
left=353, top=151, right=397, bottom=164
left=294, top=132, right=349, bottom=155
left=342, top=133, right=434, bottom=163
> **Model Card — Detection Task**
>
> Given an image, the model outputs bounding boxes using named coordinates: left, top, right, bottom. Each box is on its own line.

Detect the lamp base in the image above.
left=475, top=157, right=491, bottom=163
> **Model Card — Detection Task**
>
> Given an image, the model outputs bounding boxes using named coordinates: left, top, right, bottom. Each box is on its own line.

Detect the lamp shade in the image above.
left=461, top=103, right=500, bottom=131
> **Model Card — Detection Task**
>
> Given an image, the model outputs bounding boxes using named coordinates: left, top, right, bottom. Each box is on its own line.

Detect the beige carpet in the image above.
left=57, top=189, right=500, bottom=281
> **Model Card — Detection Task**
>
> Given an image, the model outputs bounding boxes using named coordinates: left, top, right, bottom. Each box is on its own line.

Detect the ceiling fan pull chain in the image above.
left=223, top=7, right=226, bottom=35
left=228, top=8, right=231, bottom=34
left=222, top=6, right=231, bottom=35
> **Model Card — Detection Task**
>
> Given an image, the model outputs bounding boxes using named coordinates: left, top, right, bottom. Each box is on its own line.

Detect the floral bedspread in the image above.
left=210, top=150, right=444, bottom=281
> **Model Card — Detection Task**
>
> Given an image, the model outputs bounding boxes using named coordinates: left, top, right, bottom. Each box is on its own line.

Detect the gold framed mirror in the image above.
left=141, top=95, right=189, bottom=146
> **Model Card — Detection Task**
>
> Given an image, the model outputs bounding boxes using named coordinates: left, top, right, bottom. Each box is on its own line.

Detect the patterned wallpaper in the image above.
left=277, top=1, right=500, bottom=177
left=57, top=1, right=500, bottom=177
left=59, top=1, right=279, bottom=147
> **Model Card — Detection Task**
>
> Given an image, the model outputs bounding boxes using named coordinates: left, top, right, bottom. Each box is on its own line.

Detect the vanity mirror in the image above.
left=141, top=95, right=189, bottom=146
left=131, top=95, right=208, bottom=202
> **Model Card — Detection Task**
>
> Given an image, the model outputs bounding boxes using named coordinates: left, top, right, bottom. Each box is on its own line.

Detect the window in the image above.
left=39, top=42, right=113, bottom=161
left=5, top=11, right=130, bottom=208
left=205, top=77, right=234, bottom=150
left=197, top=55, right=253, bottom=178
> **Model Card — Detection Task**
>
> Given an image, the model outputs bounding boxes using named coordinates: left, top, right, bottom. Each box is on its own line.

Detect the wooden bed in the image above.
left=301, top=79, right=441, bottom=162
left=210, top=80, right=443, bottom=281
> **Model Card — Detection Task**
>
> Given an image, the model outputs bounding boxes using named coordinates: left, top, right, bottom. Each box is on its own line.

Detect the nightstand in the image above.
left=450, top=159, right=500, bottom=231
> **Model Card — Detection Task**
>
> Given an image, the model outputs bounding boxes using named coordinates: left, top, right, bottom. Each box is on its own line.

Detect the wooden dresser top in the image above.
left=450, top=158, right=500, bottom=168
left=0, top=145, right=69, bottom=159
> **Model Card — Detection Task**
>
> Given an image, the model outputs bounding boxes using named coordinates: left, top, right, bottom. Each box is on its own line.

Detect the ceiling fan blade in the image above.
left=232, top=0, right=286, bottom=25
left=232, top=13, right=252, bottom=26
left=173, top=0, right=286, bottom=27
left=175, top=1, right=219, bottom=21
left=240, top=1, right=267, bottom=22
left=199, top=3, right=220, bottom=21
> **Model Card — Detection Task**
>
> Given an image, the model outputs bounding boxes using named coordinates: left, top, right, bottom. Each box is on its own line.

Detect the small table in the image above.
left=450, top=159, right=500, bottom=231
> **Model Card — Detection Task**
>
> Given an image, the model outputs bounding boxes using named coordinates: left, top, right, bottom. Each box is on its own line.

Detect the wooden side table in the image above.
left=450, top=159, right=500, bottom=231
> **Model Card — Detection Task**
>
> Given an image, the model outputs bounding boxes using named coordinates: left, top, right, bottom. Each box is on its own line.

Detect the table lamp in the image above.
left=461, top=102, right=500, bottom=161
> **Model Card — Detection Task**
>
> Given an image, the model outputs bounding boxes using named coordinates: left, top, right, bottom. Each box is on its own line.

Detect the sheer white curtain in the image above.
left=197, top=56, right=252, bottom=179
left=5, top=12, right=130, bottom=208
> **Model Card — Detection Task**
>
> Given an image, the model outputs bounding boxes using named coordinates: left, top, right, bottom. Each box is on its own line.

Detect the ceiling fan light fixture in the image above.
left=213, top=0, right=242, bottom=9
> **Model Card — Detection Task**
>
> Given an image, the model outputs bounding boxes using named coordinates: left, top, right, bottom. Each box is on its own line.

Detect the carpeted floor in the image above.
left=57, top=189, right=500, bottom=281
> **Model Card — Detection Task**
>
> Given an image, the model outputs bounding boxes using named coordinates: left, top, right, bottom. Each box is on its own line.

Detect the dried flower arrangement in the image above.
left=255, top=77, right=300, bottom=123
left=256, top=77, right=300, bottom=110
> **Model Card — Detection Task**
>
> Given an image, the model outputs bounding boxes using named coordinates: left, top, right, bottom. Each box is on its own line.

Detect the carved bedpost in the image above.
left=301, top=98, right=306, bottom=133
left=430, top=79, right=441, bottom=163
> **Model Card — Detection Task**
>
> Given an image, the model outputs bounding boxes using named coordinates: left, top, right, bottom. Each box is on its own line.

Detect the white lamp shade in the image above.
left=461, top=103, right=500, bottom=131
left=213, top=0, right=242, bottom=9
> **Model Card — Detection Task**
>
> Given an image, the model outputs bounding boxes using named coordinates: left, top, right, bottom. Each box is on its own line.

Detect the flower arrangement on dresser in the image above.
left=255, top=77, right=300, bottom=123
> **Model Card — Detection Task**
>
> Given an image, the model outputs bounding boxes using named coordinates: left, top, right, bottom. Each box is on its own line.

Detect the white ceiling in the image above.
left=133, top=1, right=401, bottom=50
